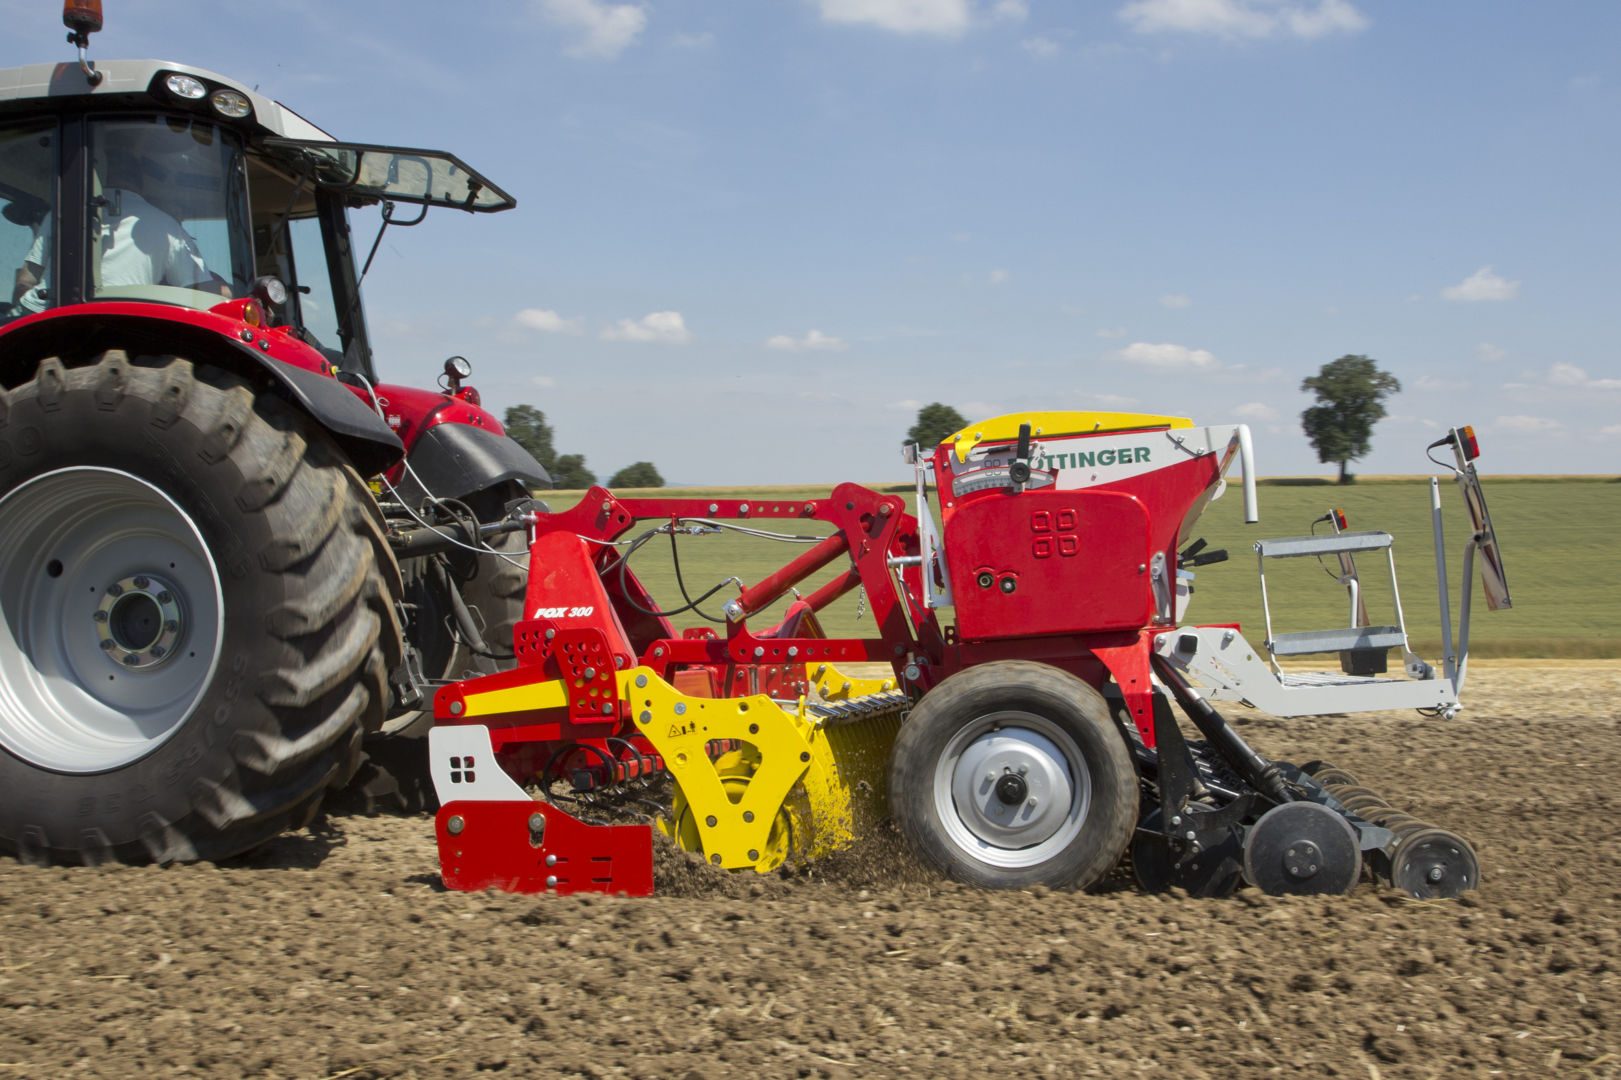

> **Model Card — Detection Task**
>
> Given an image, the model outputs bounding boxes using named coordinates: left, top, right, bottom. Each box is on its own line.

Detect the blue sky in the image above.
left=5, top=1, right=1618, bottom=483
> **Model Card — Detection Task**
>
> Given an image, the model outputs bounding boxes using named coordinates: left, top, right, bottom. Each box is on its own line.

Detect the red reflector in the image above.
left=1459, top=425, right=1480, bottom=461
left=1332, top=508, right=1348, bottom=531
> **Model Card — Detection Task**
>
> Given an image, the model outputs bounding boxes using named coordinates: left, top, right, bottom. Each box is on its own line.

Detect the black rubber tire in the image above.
left=0, top=351, right=404, bottom=864
left=888, top=660, right=1138, bottom=890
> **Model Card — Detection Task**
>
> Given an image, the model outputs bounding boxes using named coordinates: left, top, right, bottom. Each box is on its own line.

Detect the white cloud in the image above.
left=1159, top=292, right=1192, bottom=309
left=888, top=398, right=925, bottom=411
left=1096, top=326, right=1128, bottom=339
left=1117, top=341, right=1219, bottom=369
left=986, top=268, right=1011, bottom=286
left=514, top=308, right=584, bottom=335
left=1547, top=363, right=1621, bottom=391
left=1232, top=401, right=1278, bottom=420
left=538, top=0, right=648, bottom=59
left=602, top=310, right=693, bottom=344
left=1022, top=35, right=1059, bottom=57
left=1414, top=374, right=1455, bottom=391
left=1441, top=265, right=1520, bottom=303
left=818, top=0, right=971, bottom=36
left=961, top=400, right=1002, bottom=418
left=1092, top=393, right=1139, bottom=408
left=1601, top=424, right=1621, bottom=438
left=1494, top=415, right=1562, bottom=434
left=766, top=329, right=849, bottom=352
left=531, top=375, right=557, bottom=389
left=990, top=0, right=1029, bottom=21
left=1119, top=0, right=1368, bottom=40
left=1476, top=342, right=1506, bottom=362
left=671, top=30, right=714, bottom=47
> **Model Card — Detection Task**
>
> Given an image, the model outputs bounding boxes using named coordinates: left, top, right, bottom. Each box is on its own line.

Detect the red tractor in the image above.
left=0, top=6, right=547, bottom=864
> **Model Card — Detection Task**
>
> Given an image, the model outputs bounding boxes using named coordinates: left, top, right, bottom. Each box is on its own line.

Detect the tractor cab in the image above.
left=0, top=56, right=512, bottom=384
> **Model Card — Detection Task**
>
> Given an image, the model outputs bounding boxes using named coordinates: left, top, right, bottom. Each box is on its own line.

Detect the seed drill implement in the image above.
left=429, top=413, right=1509, bottom=900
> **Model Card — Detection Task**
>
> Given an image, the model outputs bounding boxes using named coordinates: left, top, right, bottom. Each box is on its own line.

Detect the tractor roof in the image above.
left=0, top=58, right=334, bottom=142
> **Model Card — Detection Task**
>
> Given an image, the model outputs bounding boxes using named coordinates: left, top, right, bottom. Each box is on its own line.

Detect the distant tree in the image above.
left=1300, top=355, right=1402, bottom=484
left=504, top=404, right=596, bottom=487
left=906, top=403, right=969, bottom=450
left=550, top=453, right=596, bottom=489
left=502, top=404, right=558, bottom=472
left=609, top=461, right=665, bottom=488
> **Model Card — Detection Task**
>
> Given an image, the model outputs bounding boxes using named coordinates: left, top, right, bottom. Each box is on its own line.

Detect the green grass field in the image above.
left=535, top=475, right=1620, bottom=659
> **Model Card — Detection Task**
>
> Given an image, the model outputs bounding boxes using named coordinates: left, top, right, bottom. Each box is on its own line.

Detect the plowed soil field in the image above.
left=2, top=663, right=1618, bottom=1078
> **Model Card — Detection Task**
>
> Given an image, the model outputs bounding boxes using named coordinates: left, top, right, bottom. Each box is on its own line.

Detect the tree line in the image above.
left=502, top=404, right=664, bottom=489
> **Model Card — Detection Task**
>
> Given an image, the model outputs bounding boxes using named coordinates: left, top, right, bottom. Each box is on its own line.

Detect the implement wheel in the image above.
left=0, top=352, right=403, bottom=864
left=888, top=661, right=1136, bottom=890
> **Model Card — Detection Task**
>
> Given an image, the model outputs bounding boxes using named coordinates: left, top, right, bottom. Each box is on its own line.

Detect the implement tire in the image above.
left=0, top=351, right=404, bottom=864
left=888, top=660, right=1136, bottom=890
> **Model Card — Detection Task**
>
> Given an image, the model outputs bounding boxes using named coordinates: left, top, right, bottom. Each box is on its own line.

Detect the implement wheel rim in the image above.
left=934, top=710, right=1091, bottom=870
left=0, top=467, right=224, bottom=773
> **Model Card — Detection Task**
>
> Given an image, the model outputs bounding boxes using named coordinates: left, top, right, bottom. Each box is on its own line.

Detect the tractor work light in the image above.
left=210, top=88, right=252, bottom=119
left=164, top=73, right=207, bottom=100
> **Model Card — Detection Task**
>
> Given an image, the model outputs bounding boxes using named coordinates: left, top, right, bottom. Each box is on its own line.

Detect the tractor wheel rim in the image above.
left=0, top=467, right=224, bottom=773
left=935, top=710, right=1091, bottom=869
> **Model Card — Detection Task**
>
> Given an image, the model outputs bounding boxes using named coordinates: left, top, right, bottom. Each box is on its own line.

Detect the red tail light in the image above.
left=1332, top=508, right=1348, bottom=531
left=1458, top=425, right=1480, bottom=461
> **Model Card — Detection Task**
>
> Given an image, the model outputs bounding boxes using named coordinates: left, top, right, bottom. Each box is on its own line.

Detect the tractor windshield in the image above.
left=0, top=120, right=56, bottom=323
left=86, top=116, right=254, bottom=308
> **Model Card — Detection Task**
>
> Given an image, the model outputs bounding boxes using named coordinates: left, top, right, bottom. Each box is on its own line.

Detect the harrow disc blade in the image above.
left=1390, top=828, right=1480, bottom=900
left=1243, top=802, right=1361, bottom=896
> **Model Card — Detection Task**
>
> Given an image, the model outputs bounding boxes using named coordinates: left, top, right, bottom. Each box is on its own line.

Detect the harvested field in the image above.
left=2, top=663, right=1618, bottom=1078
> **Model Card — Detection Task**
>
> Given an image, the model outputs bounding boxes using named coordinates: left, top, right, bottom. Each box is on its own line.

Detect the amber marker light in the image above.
left=1458, top=426, right=1480, bottom=461
left=63, top=0, right=104, bottom=35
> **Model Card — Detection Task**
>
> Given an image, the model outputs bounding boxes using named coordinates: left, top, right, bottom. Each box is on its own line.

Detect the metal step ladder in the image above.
left=1254, top=528, right=1414, bottom=680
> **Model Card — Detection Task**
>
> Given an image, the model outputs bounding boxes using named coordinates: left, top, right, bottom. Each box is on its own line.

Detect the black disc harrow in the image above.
left=1302, top=766, right=1481, bottom=899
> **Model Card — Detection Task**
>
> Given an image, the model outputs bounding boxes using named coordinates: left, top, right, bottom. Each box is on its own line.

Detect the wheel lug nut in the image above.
left=100, top=639, right=116, bottom=651
left=164, top=620, right=178, bottom=632
left=150, top=646, right=166, bottom=658
left=93, top=611, right=108, bottom=623
left=122, top=654, right=139, bottom=666
left=132, top=576, right=149, bottom=589
left=106, top=584, right=123, bottom=597
left=157, top=591, right=172, bottom=604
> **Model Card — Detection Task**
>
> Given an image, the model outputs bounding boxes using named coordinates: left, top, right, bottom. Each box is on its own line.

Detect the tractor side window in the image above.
left=0, top=121, right=56, bottom=323
left=284, top=215, right=343, bottom=359
left=87, top=116, right=254, bottom=309
left=245, top=152, right=345, bottom=363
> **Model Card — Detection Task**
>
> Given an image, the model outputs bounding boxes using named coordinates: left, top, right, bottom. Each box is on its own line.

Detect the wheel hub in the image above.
left=96, top=574, right=184, bottom=669
left=935, top=712, right=1093, bottom=869
left=0, top=466, right=223, bottom=773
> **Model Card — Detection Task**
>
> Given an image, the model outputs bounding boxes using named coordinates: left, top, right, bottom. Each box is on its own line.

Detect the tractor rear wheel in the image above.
left=888, top=661, right=1137, bottom=890
left=0, top=351, right=403, bottom=864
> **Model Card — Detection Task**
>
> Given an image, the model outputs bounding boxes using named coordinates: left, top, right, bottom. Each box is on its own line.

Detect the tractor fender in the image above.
left=0, top=311, right=403, bottom=475
left=389, top=418, right=552, bottom=507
